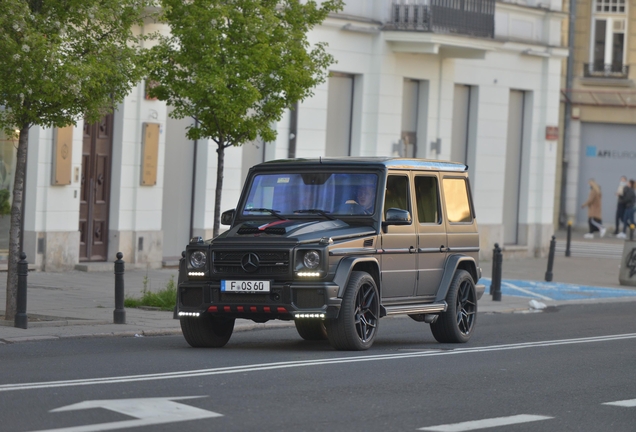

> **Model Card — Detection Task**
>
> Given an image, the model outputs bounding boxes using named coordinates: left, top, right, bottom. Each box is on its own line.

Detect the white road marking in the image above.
left=30, top=396, right=221, bottom=432
left=1, top=333, right=635, bottom=393
left=603, top=399, right=636, bottom=407
left=501, top=282, right=553, bottom=300
left=418, top=414, right=553, bottom=431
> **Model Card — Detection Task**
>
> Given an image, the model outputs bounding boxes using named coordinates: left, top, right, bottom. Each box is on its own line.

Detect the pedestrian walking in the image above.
left=581, top=179, right=606, bottom=239
left=617, top=179, right=636, bottom=239
left=614, top=175, right=628, bottom=235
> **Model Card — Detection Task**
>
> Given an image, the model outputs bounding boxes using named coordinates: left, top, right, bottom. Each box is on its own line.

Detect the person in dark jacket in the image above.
left=614, top=176, right=628, bottom=235
left=617, top=179, right=636, bottom=239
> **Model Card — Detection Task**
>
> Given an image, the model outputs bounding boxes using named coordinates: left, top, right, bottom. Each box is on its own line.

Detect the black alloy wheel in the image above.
left=180, top=314, right=235, bottom=348
left=430, top=269, right=477, bottom=343
left=325, top=271, right=379, bottom=351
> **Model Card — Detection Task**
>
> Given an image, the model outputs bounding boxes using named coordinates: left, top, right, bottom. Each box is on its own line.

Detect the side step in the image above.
left=381, top=302, right=447, bottom=317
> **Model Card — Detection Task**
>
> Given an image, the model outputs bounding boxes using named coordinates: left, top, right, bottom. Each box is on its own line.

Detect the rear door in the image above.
left=414, top=174, right=447, bottom=299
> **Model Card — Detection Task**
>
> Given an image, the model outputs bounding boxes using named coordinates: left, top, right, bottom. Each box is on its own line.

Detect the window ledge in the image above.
left=579, top=77, right=634, bottom=88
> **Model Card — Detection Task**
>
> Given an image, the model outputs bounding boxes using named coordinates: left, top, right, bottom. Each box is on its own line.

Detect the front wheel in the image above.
left=180, top=314, right=235, bottom=348
left=430, top=269, right=477, bottom=343
left=325, top=271, right=379, bottom=351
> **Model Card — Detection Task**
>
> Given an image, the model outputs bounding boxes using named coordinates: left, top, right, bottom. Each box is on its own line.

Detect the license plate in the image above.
left=221, top=280, right=271, bottom=293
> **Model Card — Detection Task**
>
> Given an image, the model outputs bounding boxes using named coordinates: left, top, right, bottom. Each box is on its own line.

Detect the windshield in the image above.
left=242, top=172, right=379, bottom=217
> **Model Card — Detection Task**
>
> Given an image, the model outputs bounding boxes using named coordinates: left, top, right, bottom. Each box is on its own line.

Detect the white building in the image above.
left=2, top=0, right=566, bottom=271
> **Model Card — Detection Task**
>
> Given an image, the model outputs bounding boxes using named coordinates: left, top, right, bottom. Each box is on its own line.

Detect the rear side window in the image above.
left=442, top=178, right=472, bottom=223
left=414, top=176, right=441, bottom=224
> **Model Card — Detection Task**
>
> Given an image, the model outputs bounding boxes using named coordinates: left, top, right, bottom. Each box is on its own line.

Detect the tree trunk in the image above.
left=213, top=143, right=225, bottom=238
left=5, top=125, right=29, bottom=321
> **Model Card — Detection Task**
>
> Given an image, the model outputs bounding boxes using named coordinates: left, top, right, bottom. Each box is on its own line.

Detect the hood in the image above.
left=213, top=219, right=376, bottom=244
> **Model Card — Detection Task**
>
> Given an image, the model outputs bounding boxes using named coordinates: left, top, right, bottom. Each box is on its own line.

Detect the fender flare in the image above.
left=434, top=254, right=478, bottom=303
left=333, top=256, right=381, bottom=298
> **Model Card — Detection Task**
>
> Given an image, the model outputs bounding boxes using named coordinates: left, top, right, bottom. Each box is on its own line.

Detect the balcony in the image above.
left=583, top=62, right=630, bottom=79
left=385, top=0, right=495, bottom=39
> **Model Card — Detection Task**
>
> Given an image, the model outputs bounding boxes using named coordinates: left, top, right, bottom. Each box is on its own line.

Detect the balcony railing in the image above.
left=583, top=62, right=630, bottom=79
left=386, top=0, right=495, bottom=39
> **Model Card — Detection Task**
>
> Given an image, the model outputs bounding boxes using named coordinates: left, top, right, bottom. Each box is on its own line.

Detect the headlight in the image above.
left=302, top=251, right=320, bottom=269
left=190, top=250, right=207, bottom=268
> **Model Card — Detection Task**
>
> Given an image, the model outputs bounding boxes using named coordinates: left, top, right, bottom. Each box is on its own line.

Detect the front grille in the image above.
left=213, top=250, right=290, bottom=277
left=294, top=289, right=325, bottom=308
left=181, top=287, right=204, bottom=308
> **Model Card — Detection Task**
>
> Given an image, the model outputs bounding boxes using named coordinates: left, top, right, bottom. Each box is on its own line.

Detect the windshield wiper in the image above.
left=293, top=209, right=335, bottom=220
left=244, top=208, right=286, bottom=220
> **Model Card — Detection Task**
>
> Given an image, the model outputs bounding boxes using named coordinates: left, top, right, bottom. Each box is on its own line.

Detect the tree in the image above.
left=0, top=0, right=150, bottom=320
left=146, top=0, right=343, bottom=237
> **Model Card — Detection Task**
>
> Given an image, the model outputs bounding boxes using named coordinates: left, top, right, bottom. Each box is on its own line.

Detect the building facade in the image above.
left=558, top=0, right=636, bottom=233
left=2, top=0, right=566, bottom=271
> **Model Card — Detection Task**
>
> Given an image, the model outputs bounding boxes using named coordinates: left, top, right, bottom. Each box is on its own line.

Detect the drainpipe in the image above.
left=288, top=103, right=298, bottom=159
left=189, top=118, right=198, bottom=240
left=559, top=0, right=576, bottom=228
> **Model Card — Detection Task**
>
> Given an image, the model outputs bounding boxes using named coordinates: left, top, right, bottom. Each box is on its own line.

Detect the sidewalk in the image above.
left=1, top=230, right=635, bottom=344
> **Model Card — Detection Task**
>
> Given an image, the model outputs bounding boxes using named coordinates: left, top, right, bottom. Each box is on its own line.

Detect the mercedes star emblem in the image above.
left=241, top=252, right=260, bottom=273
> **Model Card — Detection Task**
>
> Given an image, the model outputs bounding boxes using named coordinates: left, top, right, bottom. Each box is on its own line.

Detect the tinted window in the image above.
left=415, top=176, right=440, bottom=224
left=242, top=172, right=378, bottom=216
left=442, top=178, right=472, bottom=223
left=384, top=175, right=410, bottom=218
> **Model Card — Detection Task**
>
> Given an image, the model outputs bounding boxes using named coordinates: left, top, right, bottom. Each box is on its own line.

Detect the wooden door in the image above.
left=79, top=115, right=113, bottom=261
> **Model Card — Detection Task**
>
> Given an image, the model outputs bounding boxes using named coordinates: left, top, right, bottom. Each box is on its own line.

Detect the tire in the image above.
left=430, top=269, right=477, bottom=343
left=180, top=314, right=235, bottom=348
left=294, top=320, right=328, bottom=341
left=325, top=271, right=380, bottom=351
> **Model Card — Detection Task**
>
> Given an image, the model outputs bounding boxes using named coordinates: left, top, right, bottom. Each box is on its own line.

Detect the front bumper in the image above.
left=177, top=280, right=342, bottom=321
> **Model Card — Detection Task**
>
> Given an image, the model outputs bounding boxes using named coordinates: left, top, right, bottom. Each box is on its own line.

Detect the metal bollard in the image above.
left=545, top=235, right=556, bottom=282
left=565, top=221, right=572, bottom=257
left=491, top=244, right=502, bottom=301
left=14, top=252, right=28, bottom=329
left=114, top=252, right=126, bottom=324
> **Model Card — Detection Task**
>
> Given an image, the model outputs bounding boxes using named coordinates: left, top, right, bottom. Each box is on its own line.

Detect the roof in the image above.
left=257, top=157, right=468, bottom=172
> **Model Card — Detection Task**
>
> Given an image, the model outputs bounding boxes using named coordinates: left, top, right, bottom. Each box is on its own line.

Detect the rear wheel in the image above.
left=430, top=270, right=477, bottom=343
left=325, top=271, right=379, bottom=351
left=294, top=320, right=328, bottom=340
left=180, top=314, right=235, bottom=348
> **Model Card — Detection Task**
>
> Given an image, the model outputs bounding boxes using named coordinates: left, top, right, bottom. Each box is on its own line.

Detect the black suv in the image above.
left=176, top=157, right=485, bottom=350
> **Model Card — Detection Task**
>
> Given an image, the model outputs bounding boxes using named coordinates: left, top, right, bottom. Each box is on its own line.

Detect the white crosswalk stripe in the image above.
left=555, top=241, right=624, bottom=259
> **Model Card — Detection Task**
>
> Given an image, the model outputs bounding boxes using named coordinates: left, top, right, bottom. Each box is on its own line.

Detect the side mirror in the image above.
left=384, top=208, right=412, bottom=225
left=221, top=209, right=236, bottom=226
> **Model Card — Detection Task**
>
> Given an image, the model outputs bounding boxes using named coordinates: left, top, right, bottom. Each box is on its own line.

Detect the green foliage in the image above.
left=146, top=0, right=343, bottom=146
left=0, top=189, right=10, bottom=216
left=125, top=275, right=177, bottom=311
left=0, top=0, right=152, bottom=132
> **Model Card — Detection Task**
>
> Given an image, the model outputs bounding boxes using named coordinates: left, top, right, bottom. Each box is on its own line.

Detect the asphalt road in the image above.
left=1, top=302, right=635, bottom=432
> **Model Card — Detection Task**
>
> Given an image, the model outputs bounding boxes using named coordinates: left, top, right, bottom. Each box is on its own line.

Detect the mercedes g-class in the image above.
left=176, top=157, right=485, bottom=350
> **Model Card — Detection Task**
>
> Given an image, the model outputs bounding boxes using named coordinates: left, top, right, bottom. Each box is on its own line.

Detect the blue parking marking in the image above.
left=479, top=278, right=636, bottom=301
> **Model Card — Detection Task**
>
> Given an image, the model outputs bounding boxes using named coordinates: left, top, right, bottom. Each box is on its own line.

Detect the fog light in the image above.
left=178, top=311, right=200, bottom=317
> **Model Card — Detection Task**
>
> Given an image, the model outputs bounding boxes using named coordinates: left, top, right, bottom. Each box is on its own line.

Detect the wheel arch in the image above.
left=333, top=257, right=380, bottom=298
left=434, top=255, right=478, bottom=303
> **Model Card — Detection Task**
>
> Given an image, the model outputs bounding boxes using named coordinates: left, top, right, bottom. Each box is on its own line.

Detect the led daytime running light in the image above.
left=178, top=312, right=200, bottom=317
left=295, top=313, right=326, bottom=319
left=189, top=271, right=205, bottom=276
left=297, top=271, right=321, bottom=277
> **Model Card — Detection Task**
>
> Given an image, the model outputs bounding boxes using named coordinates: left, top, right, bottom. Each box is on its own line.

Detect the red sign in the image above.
left=545, top=126, right=559, bottom=141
